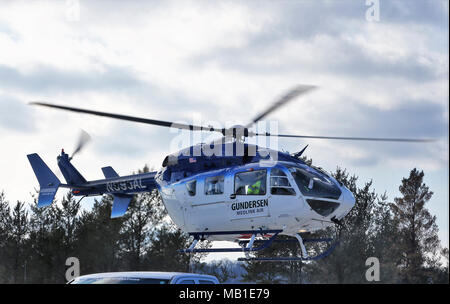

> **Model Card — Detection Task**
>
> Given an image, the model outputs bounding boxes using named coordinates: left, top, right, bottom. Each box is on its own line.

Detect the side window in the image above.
left=235, top=170, right=266, bottom=195
left=270, top=168, right=296, bottom=195
left=198, top=280, right=215, bottom=284
left=178, top=279, right=196, bottom=284
left=205, top=176, right=224, bottom=195
left=186, top=180, right=196, bottom=196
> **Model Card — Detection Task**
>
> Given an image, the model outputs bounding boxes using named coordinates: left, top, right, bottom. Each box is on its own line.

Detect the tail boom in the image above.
left=71, top=172, right=158, bottom=218
left=28, top=152, right=158, bottom=218
left=71, top=172, right=158, bottom=196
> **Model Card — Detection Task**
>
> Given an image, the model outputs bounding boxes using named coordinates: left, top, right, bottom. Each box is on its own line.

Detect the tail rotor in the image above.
left=69, top=129, right=91, bottom=161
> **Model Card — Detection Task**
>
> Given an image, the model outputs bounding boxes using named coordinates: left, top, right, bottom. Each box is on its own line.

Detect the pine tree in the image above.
left=27, top=193, right=55, bottom=283
left=391, top=168, right=440, bottom=283
left=145, top=225, right=193, bottom=272
left=10, top=202, right=28, bottom=283
left=369, top=193, right=402, bottom=283
left=0, top=192, right=11, bottom=283
left=306, top=168, right=379, bottom=283
left=119, top=191, right=160, bottom=270
left=193, top=259, right=244, bottom=283
left=75, top=196, right=125, bottom=274
left=210, top=259, right=238, bottom=283
left=0, top=191, right=10, bottom=246
left=242, top=235, right=305, bottom=283
left=45, top=192, right=81, bottom=283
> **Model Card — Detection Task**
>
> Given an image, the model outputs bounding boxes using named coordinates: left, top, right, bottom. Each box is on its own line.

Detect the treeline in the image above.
left=0, top=166, right=210, bottom=284
left=0, top=165, right=448, bottom=283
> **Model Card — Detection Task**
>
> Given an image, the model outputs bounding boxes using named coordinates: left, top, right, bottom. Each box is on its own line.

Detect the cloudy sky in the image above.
left=0, top=0, right=448, bottom=253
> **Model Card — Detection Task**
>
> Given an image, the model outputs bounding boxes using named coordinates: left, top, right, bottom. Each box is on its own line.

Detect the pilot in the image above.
left=247, top=179, right=262, bottom=195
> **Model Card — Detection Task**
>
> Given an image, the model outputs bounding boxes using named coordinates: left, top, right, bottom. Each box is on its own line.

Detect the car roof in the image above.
left=74, top=271, right=217, bottom=281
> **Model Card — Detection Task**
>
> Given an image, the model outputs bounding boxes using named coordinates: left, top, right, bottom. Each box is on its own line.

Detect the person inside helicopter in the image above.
left=235, top=170, right=267, bottom=195
left=247, top=179, right=262, bottom=195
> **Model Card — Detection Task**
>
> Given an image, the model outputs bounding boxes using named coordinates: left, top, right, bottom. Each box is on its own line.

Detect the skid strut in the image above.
left=295, top=233, right=308, bottom=259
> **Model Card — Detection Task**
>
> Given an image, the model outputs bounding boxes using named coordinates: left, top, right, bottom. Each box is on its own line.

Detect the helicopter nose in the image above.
left=337, top=186, right=356, bottom=218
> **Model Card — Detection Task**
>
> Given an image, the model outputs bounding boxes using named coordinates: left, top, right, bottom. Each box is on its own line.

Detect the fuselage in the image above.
left=156, top=161, right=354, bottom=241
left=70, top=142, right=355, bottom=241
left=154, top=142, right=355, bottom=241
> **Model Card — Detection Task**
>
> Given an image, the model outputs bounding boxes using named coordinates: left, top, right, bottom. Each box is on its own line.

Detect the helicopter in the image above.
left=26, top=85, right=432, bottom=261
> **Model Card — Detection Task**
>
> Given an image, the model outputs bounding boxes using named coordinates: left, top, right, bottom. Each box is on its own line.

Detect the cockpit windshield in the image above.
left=286, top=165, right=341, bottom=200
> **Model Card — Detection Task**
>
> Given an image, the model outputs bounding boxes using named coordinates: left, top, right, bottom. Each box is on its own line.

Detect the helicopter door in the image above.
left=184, top=175, right=228, bottom=231
left=230, top=169, right=269, bottom=220
left=181, top=179, right=198, bottom=230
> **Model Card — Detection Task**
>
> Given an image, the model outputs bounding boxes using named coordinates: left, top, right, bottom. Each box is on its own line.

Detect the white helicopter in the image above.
left=27, top=85, right=431, bottom=261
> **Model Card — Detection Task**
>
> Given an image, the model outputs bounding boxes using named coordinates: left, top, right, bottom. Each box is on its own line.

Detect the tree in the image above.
left=0, top=192, right=11, bottom=283
left=27, top=194, right=55, bottom=283
left=119, top=191, right=161, bottom=270
left=119, top=166, right=169, bottom=270
left=391, top=168, right=440, bottom=283
left=75, top=196, right=125, bottom=274
left=435, top=247, right=449, bottom=283
left=0, top=192, right=10, bottom=246
left=306, top=167, right=380, bottom=283
left=369, top=193, right=402, bottom=283
left=194, top=259, right=239, bottom=283
left=50, top=192, right=81, bottom=282
left=145, top=225, right=195, bottom=272
left=9, top=202, right=29, bottom=283
left=242, top=235, right=306, bottom=283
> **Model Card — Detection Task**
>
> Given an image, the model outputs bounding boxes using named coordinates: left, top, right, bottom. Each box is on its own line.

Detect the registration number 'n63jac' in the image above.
left=106, top=179, right=146, bottom=193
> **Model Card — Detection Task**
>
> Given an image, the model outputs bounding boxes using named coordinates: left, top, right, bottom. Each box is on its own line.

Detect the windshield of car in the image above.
left=70, top=277, right=170, bottom=284
left=287, top=165, right=341, bottom=200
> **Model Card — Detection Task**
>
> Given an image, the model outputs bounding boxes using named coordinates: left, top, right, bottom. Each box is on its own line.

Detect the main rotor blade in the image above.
left=246, top=84, right=316, bottom=128
left=254, top=133, right=435, bottom=143
left=29, top=102, right=225, bottom=134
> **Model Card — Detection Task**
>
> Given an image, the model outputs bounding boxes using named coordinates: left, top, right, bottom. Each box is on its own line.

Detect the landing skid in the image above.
left=180, top=229, right=283, bottom=253
left=180, top=229, right=338, bottom=262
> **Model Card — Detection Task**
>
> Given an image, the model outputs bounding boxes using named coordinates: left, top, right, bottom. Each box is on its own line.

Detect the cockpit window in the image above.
left=205, top=176, right=224, bottom=195
left=235, top=170, right=266, bottom=195
left=270, top=168, right=296, bottom=196
left=186, top=180, right=196, bottom=196
left=287, top=165, right=341, bottom=200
